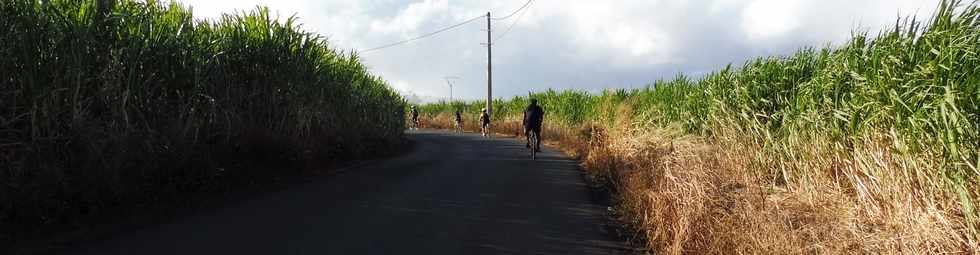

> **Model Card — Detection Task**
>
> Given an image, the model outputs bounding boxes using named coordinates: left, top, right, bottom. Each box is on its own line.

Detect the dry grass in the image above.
left=580, top=119, right=978, bottom=254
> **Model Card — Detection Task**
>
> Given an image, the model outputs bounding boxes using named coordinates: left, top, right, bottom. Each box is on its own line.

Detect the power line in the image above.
left=360, top=15, right=485, bottom=53
left=491, top=0, right=534, bottom=21
left=359, top=0, right=534, bottom=52
left=493, top=0, right=534, bottom=43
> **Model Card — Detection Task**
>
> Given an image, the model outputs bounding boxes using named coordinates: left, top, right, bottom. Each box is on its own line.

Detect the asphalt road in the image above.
left=71, top=130, right=636, bottom=254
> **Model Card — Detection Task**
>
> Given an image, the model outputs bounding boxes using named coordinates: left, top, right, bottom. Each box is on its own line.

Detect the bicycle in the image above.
left=454, top=119, right=463, bottom=133
left=528, top=131, right=540, bottom=160
left=480, top=122, right=491, bottom=137
left=410, top=118, right=421, bottom=130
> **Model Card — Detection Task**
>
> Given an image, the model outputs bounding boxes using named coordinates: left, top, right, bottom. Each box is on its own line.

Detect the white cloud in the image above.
left=581, top=7, right=670, bottom=64
left=369, top=0, right=449, bottom=35
left=741, top=0, right=804, bottom=40
left=175, top=0, right=945, bottom=101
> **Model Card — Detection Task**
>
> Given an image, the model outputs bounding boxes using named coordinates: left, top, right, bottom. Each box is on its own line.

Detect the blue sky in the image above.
left=178, top=0, right=941, bottom=102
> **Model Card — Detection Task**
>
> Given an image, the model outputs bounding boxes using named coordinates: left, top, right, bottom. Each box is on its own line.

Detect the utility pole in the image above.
left=444, top=76, right=460, bottom=102
left=485, top=12, right=493, bottom=123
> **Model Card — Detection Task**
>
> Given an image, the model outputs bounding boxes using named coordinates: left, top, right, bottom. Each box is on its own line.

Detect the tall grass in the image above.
left=1, top=0, right=403, bottom=247
left=422, top=0, right=979, bottom=252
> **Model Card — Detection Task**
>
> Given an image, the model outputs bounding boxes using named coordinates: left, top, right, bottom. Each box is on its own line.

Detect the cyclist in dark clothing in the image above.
left=479, top=108, right=491, bottom=137
left=523, top=99, right=544, bottom=151
left=410, top=106, right=420, bottom=129
left=453, top=109, right=463, bottom=133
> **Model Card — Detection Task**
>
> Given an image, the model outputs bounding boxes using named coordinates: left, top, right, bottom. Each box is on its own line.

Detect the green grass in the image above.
left=1, top=0, right=404, bottom=246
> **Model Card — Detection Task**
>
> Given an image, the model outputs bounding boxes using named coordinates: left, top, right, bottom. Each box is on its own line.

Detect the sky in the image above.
left=177, top=0, right=942, bottom=102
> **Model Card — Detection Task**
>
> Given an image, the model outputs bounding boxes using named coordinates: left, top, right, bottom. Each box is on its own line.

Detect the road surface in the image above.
left=71, top=130, right=636, bottom=254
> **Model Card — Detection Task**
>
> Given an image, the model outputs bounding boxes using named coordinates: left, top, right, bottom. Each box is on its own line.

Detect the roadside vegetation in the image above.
left=422, top=0, right=979, bottom=253
left=1, top=0, right=404, bottom=249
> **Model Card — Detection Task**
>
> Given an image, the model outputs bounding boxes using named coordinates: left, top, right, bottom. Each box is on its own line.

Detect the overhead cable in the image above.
left=491, top=0, right=534, bottom=21
left=360, top=14, right=485, bottom=53
left=493, top=0, right=534, bottom=43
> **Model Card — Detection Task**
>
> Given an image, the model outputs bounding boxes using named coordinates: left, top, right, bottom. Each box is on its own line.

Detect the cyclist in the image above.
left=453, top=109, right=463, bottom=133
left=479, top=108, right=491, bottom=137
left=523, top=99, right=544, bottom=151
left=410, top=106, right=420, bottom=130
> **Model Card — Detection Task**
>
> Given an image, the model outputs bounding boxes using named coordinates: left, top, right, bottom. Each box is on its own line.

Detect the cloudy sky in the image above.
left=178, top=0, right=941, bottom=102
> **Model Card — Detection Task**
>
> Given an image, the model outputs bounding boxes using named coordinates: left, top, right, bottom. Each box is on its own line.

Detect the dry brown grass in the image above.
left=584, top=120, right=978, bottom=254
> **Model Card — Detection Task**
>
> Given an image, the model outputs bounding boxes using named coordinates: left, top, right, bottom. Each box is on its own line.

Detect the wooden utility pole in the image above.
left=485, top=12, right=493, bottom=123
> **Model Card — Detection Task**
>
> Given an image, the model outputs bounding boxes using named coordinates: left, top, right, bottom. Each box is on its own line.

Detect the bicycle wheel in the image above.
left=530, top=132, right=537, bottom=160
